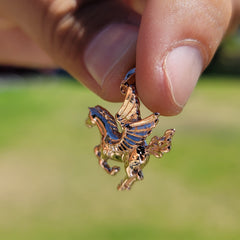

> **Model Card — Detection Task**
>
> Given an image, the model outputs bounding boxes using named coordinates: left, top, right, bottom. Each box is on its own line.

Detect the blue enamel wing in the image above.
left=86, top=68, right=175, bottom=190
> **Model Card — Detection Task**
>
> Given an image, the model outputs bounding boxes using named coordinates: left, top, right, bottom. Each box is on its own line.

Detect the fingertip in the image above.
left=136, top=42, right=204, bottom=116
left=136, top=65, right=183, bottom=116
left=96, top=24, right=138, bottom=102
left=136, top=0, right=231, bottom=116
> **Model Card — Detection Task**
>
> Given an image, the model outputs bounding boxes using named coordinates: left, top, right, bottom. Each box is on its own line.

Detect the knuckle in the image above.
left=41, top=0, right=82, bottom=63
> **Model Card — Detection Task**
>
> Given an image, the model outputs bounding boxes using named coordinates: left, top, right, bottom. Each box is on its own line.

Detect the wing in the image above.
left=117, top=113, right=160, bottom=151
left=116, top=86, right=141, bottom=128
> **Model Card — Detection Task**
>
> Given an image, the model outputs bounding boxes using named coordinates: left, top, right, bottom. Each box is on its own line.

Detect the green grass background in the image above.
left=0, top=76, right=240, bottom=240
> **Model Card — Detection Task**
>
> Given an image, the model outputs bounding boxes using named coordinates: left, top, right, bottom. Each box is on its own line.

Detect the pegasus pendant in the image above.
left=86, top=68, right=175, bottom=191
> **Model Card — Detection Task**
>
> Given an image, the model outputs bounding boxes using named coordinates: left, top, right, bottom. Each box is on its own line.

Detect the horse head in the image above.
left=86, top=107, right=98, bottom=128
left=86, top=106, right=120, bottom=142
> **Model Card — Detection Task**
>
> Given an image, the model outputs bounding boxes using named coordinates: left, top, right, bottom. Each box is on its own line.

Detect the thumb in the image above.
left=0, top=0, right=140, bottom=100
left=136, top=0, right=232, bottom=115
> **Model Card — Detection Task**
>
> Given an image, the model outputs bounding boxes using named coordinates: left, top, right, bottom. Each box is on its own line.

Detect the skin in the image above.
left=0, top=0, right=239, bottom=115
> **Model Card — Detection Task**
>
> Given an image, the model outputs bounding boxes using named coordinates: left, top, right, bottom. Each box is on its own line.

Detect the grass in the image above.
left=0, top=76, right=240, bottom=240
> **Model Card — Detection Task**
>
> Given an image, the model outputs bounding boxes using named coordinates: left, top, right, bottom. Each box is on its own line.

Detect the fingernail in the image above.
left=164, top=45, right=204, bottom=107
left=84, top=24, right=138, bottom=86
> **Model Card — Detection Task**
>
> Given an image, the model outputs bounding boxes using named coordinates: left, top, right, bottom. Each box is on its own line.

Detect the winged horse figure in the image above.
left=86, top=68, right=175, bottom=190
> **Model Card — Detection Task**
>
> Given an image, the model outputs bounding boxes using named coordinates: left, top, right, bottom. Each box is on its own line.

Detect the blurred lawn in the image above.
left=0, top=76, right=240, bottom=240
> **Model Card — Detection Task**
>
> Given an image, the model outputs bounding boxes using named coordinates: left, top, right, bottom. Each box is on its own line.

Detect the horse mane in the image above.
left=91, top=106, right=121, bottom=142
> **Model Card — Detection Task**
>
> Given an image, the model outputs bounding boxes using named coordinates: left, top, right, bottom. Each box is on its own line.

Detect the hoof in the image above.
left=110, top=166, right=120, bottom=176
left=117, top=182, right=130, bottom=191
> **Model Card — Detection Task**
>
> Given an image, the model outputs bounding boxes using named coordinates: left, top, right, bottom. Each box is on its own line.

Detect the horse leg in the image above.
left=94, top=145, right=120, bottom=176
left=117, top=165, right=144, bottom=191
left=117, top=176, right=137, bottom=191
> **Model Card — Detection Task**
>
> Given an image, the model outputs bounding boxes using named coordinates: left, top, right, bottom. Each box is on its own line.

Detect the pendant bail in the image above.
left=120, top=67, right=136, bottom=95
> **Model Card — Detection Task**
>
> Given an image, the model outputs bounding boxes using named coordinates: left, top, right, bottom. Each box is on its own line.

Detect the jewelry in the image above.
left=86, top=68, right=175, bottom=191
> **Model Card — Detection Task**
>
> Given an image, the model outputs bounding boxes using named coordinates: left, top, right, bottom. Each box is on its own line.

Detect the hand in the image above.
left=0, top=0, right=239, bottom=115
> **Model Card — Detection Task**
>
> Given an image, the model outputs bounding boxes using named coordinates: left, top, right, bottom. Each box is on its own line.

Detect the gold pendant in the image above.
left=86, top=68, right=175, bottom=191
